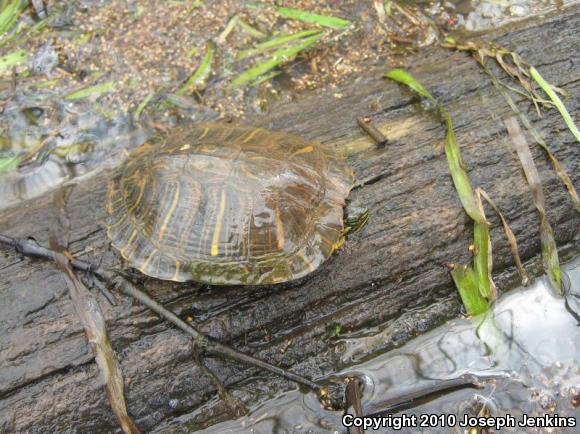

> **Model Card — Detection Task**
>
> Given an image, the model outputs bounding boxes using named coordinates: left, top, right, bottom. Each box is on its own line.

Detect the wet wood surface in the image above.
left=1, top=7, right=579, bottom=433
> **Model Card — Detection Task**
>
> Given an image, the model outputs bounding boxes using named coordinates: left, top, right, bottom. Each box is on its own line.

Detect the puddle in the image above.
left=410, top=0, right=572, bottom=32
left=0, top=95, right=146, bottom=209
left=190, top=259, right=580, bottom=433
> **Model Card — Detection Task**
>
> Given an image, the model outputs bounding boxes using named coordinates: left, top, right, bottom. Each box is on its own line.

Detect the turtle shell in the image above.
left=106, top=123, right=353, bottom=285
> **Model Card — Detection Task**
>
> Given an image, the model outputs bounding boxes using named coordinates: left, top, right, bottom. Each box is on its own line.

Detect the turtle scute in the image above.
left=106, top=123, right=353, bottom=285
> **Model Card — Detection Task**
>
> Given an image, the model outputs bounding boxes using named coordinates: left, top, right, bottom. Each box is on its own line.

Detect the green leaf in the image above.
left=216, top=15, right=239, bottom=44
left=442, top=114, right=486, bottom=224
left=237, top=19, right=267, bottom=40
left=0, top=49, right=26, bottom=74
left=473, top=220, right=493, bottom=299
left=529, top=66, right=580, bottom=143
left=249, top=70, right=282, bottom=87
left=276, top=6, right=351, bottom=29
left=0, top=154, right=21, bottom=173
left=65, top=81, right=117, bottom=100
left=232, top=32, right=323, bottom=88
left=451, top=265, right=489, bottom=316
left=177, top=40, right=215, bottom=95
left=384, top=69, right=436, bottom=101
left=134, top=91, right=155, bottom=120
left=0, top=0, right=24, bottom=36
left=237, top=29, right=323, bottom=59
left=385, top=68, right=495, bottom=313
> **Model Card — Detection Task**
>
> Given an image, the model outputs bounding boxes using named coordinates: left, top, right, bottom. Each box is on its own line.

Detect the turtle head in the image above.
left=344, top=200, right=369, bottom=234
left=333, top=200, right=369, bottom=251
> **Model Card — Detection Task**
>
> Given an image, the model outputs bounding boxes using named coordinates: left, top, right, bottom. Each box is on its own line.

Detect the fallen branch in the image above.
left=53, top=252, right=141, bottom=434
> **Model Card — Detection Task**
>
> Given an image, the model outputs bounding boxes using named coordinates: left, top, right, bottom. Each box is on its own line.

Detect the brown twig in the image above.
left=53, top=254, right=141, bottom=434
left=49, top=188, right=140, bottom=434
left=0, top=234, right=322, bottom=392
left=364, top=373, right=504, bottom=416
left=356, top=117, right=388, bottom=146
left=192, top=350, right=248, bottom=418
left=345, top=377, right=364, bottom=434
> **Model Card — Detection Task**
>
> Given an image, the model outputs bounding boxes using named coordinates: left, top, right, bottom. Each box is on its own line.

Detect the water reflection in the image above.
left=195, top=259, right=579, bottom=433
left=410, top=0, right=569, bottom=32
left=0, top=95, right=146, bottom=209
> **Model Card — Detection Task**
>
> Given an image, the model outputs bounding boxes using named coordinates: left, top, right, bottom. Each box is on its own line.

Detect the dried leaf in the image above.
left=504, top=116, right=562, bottom=294
left=477, top=188, right=530, bottom=285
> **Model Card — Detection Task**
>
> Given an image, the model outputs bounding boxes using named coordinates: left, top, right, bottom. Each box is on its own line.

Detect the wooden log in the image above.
left=1, top=7, right=579, bottom=433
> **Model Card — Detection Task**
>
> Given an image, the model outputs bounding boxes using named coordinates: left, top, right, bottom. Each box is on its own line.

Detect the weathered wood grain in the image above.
left=1, top=7, right=579, bottom=433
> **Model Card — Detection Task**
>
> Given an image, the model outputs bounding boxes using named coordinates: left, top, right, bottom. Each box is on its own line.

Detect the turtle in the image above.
left=106, top=123, right=365, bottom=285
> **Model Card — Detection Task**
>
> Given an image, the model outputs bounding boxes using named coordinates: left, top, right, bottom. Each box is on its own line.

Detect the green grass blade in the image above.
left=539, top=216, right=561, bottom=292
left=232, top=32, right=323, bottom=88
left=237, top=19, right=267, bottom=40
left=385, top=68, right=495, bottom=313
left=216, top=15, right=238, bottom=44
left=0, top=0, right=24, bottom=36
left=442, top=115, right=485, bottom=223
left=134, top=91, right=155, bottom=120
left=451, top=265, right=489, bottom=316
left=177, top=40, right=215, bottom=95
left=504, top=116, right=562, bottom=294
left=163, top=93, right=201, bottom=110
left=276, top=6, right=351, bottom=29
left=529, top=66, right=580, bottom=143
left=36, top=78, right=60, bottom=89
left=65, top=81, right=117, bottom=100
left=0, top=154, right=20, bottom=173
left=483, top=63, right=579, bottom=211
left=249, top=70, right=282, bottom=87
left=0, top=49, right=26, bottom=74
left=237, top=29, right=322, bottom=60
left=384, top=69, right=436, bottom=101
left=473, top=220, right=494, bottom=299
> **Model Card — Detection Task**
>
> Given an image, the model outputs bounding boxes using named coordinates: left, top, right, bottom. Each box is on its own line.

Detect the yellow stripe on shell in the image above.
left=275, top=200, right=285, bottom=251
left=120, top=230, right=138, bottom=256
left=126, top=178, right=146, bottom=214
left=138, top=249, right=157, bottom=273
left=172, top=261, right=182, bottom=281
left=211, top=189, right=227, bottom=257
left=242, top=128, right=261, bottom=143
left=108, top=215, right=127, bottom=229
left=158, top=183, right=180, bottom=241
left=198, top=127, right=210, bottom=140
left=290, top=145, right=314, bottom=158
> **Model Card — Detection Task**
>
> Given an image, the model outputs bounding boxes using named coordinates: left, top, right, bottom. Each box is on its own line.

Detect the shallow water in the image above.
left=0, top=95, right=146, bottom=209
left=410, top=0, right=572, bottom=32
left=197, top=259, right=580, bottom=433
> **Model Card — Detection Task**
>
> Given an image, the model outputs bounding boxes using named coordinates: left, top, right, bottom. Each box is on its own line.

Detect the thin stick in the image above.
left=356, top=117, right=388, bottom=146
left=364, top=373, right=506, bottom=416
left=0, top=234, right=322, bottom=392
left=345, top=377, right=364, bottom=434
left=192, top=350, right=248, bottom=417
left=55, top=254, right=141, bottom=434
